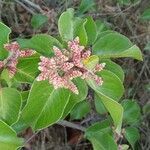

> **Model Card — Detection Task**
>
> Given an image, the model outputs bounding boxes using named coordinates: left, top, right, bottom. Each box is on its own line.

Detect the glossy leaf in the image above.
left=0, top=120, right=23, bottom=150
left=86, top=70, right=124, bottom=133
left=85, top=16, right=97, bottom=45
left=121, top=99, right=141, bottom=125
left=62, top=78, right=88, bottom=118
left=0, top=88, right=21, bottom=125
left=1, top=69, right=12, bottom=87
left=31, top=14, right=48, bottom=29
left=85, top=131, right=117, bottom=150
left=95, top=20, right=110, bottom=36
left=17, top=34, right=62, bottom=56
left=93, top=32, right=143, bottom=60
left=75, top=19, right=88, bottom=46
left=70, top=100, right=90, bottom=120
left=13, top=80, right=71, bottom=132
left=101, top=59, right=124, bottom=82
left=21, top=91, right=29, bottom=103
left=94, top=93, right=107, bottom=114
left=85, top=120, right=112, bottom=134
left=95, top=70, right=124, bottom=101
left=58, top=8, right=74, bottom=41
left=0, top=22, right=11, bottom=60
left=124, top=127, right=140, bottom=149
left=84, top=55, right=99, bottom=70
left=14, top=55, right=40, bottom=83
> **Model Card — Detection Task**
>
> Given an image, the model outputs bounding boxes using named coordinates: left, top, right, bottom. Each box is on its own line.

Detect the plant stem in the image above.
left=57, top=120, right=86, bottom=132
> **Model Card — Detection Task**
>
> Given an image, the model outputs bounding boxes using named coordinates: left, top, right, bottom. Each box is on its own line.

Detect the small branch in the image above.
left=24, top=131, right=40, bottom=145
left=15, top=0, right=35, bottom=15
left=21, top=0, right=43, bottom=12
left=57, top=120, right=86, bottom=132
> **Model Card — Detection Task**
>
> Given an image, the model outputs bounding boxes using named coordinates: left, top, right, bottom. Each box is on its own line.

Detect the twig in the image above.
left=57, top=120, right=86, bottom=132
left=22, top=0, right=43, bottom=12
left=14, top=0, right=35, bottom=15
left=24, top=131, right=40, bottom=144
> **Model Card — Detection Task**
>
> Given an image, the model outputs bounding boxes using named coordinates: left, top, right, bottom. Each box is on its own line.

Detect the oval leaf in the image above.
left=0, top=22, right=11, bottom=60
left=124, top=127, right=140, bottom=149
left=62, top=78, right=88, bottom=118
left=93, top=32, right=143, bottom=60
left=17, top=34, right=62, bottom=56
left=14, top=55, right=40, bottom=83
left=100, top=59, right=124, bottom=82
left=0, top=88, right=21, bottom=125
left=31, top=14, right=48, bottom=29
left=86, top=70, right=124, bottom=133
left=85, top=131, right=117, bottom=150
left=70, top=100, right=90, bottom=120
left=75, top=19, right=88, bottom=46
left=58, top=8, right=74, bottom=41
left=85, top=16, right=97, bottom=45
left=121, top=99, right=141, bottom=125
left=13, top=80, right=70, bottom=132
left=0, top=120, right=23, bottom=150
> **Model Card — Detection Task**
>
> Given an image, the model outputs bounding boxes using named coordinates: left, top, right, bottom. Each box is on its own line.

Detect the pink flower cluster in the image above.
left=37, top=37, right=105, bottom=94
left=0, top=42, right=35, bottom=77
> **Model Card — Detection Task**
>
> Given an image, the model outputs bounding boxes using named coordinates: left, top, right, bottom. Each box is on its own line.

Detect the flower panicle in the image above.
left=37, top=37, right=105, bottom=94
left=1, top=42, right=35, bottom=77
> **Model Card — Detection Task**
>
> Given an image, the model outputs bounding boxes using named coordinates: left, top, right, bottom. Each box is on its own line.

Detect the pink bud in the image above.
left=0, top=61, right=4, bottom=69
left=61, top=62, right=74, bottom=72
left=94, top=63, right=106, bottom=72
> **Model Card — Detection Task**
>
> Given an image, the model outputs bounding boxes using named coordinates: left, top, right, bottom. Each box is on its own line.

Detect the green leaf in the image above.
left=31, top=14, right=48, bottom=29
left=14, top=55, right=40, bottom=83
left=96, top=70, right=124, bottom=101
left=121, top=99, right=141, bottom=125
left=62, top=78, right=88, bottom=118
left=0, top=120, right=23, bottom=150
left=85, top=130, right=117, bottom=150
left=70, top=100, right=90, bottom=120
left=84, top=55, right=99, bottom=70
left=17, top=34, right=62, bottom=56
left=86, top=70, right=124, bottom=133
left=1, top=69, right=12, bottom=87
left=85, top=120, right=112, bottom=134
left=141, top=8, right=150, bottom=20
left=58, top=8, right=74, bottom=41
left=0, top=22, right=11, bottom=60
left=95, top=20, right=110, bottom=35
left=0, top=88, right=22, bottom=125
left=101, top=59, right=124, bottom=82
left=13, top=80, right=71, bottom=132
left=75, top=19, right=88, bottom=46
left=93, top=32, right=143, bottom=60
left=78, top=0, right=95, bottom=15
left=124, top=127, right=140, bottom=149
left=94, top=93, right=107, bottom=114
left=20, top=91, right=29, bottom=110
left=21, top=91, right=29, bottom=103
left=85, top=16, right=97, bottom=45
left=119, top=144, right=129, bottom=150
